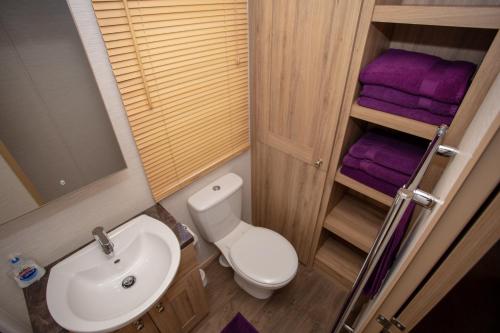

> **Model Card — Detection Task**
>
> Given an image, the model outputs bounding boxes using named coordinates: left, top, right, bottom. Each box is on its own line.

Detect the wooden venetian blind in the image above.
left=92, top=0, right=249, bottom=200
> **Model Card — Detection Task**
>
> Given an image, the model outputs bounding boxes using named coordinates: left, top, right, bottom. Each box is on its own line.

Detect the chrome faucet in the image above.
left=92, top=226, right=114, bottom=255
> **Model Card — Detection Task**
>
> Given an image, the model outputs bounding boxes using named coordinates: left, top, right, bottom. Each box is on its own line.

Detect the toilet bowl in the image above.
left=215, top=221, right=298, bottom=299
left=187, top=173, right=298, bottom=299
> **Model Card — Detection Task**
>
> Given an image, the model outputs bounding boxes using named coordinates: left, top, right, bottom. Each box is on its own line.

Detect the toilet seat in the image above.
left=229, top=227, right=298, bottom=287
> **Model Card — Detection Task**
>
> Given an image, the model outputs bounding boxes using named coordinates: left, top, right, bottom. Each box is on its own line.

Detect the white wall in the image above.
left=0, top=1, right=251, bottom=332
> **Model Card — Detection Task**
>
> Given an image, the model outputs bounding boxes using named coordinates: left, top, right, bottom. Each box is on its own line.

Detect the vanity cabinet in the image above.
left=149, top=268, right=208, bottom=333
left=116, top=243, right=208, bottom=333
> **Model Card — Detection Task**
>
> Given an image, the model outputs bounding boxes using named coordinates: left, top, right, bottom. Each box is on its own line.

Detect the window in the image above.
left=92, top=0, right=249, bottom=200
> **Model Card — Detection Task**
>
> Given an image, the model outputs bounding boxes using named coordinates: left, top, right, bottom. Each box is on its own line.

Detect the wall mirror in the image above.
left=0, top=0, right=126, bottom=224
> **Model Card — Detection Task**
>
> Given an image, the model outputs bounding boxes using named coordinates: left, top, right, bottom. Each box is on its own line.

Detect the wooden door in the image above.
left=397, top=192, right=499, bottom=331
left=250, top=0, right=362, bottom=263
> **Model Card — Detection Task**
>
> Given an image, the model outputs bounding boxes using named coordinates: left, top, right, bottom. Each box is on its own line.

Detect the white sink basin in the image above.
left=47, top=215, right=181, bottom=333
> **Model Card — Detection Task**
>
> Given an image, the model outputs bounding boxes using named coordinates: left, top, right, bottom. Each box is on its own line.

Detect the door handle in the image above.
left=133, top=319, right=144, bottom=331
left=376, top=314, right=406, bottom=332
left=313, top=159, right=323, bottom=168
left=155, top=302, right=165, bottom=313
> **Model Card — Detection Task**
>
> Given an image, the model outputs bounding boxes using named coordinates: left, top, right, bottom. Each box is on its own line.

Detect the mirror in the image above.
left=0, top=0, right=126, bottom=224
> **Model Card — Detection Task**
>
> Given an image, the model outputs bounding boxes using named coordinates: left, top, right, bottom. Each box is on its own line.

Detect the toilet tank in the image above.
left=187, top=173, right=243, bottom=243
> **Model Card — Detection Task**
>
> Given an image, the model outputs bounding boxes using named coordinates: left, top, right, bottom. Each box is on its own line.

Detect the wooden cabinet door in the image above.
left=148, top=301, right=182, bottom=333
left=149, top=269, right=208, bottom=333
left=116, top=313, right=159, bottom=333
left=250, top=0, right=362, bottom=263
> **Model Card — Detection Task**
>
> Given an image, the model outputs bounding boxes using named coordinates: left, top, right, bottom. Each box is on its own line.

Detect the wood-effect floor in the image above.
left=192, top=260, right=349, bottom=333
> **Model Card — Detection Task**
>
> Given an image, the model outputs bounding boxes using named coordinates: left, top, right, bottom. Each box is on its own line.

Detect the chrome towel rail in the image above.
left=333, top=125, right=458, bottom=333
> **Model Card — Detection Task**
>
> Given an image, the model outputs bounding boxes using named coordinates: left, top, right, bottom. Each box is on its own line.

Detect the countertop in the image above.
left=23, top=204, right=194, bottom=333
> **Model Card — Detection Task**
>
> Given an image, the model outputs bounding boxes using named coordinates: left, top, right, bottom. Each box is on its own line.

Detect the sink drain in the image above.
left=122, top=275, right=136, bottom=289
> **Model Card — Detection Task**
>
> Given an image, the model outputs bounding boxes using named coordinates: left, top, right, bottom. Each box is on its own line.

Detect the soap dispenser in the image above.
left=8, top=255, right=46, bottom=288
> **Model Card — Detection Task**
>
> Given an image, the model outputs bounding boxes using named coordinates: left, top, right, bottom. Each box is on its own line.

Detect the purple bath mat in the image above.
left=221, top=313, right=259, bottom=333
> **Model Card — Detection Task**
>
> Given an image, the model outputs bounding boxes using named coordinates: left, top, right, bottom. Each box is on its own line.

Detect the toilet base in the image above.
left=234, top=273, right=274, bottom=300
left=219, top=254, right=230, bottom=268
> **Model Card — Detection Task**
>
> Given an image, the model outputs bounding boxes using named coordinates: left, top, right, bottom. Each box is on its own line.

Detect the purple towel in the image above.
left=358, top=96, right=454, bottom=126
left=340, top=165, right=400, bottom=197
left=363, top=203, right=416, bottom=298
left=348, top=131, right=426, bottom=176
left=221, top=313, right=259, bottom=333
left=360, top=84, right=459, bottom=116
left=343, top=154, right=410, bottom=188
left=359, top=49, right=475, bottom=104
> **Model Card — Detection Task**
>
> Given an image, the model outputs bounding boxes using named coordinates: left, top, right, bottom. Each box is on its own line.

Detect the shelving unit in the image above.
left=324, top=194, right=387, bottom=253
left=335, top=169, right=394, bottom=207
left=372, top=5, right=500, bottom=29
left=312, top=0, right=500, bottom=292
left=351, top=103, right=437, bottom=140
left=315, top=237, right=365, bottom=287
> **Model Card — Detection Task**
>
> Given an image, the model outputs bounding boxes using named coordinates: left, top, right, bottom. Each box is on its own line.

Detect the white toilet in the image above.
left=188, top=173, right=299, bottom=299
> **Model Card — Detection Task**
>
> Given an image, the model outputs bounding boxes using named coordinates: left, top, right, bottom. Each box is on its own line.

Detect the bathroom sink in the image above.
left=46, top=215, right=181, bottom=333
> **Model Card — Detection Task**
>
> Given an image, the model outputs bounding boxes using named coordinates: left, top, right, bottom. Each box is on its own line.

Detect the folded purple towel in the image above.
left=348, top=130, right=426, bottom=176
left=343, top=154, right=410, bottom=188
left=360, top=49, right=476, bottom=104
left=360, top=84, right=459, bottom=116
left=358, top=96, right=453, bottom=126
left=340, top=165, right=400, bottom=197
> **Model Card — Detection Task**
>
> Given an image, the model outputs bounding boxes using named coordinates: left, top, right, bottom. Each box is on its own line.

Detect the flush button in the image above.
left=212, top=185, right=221, bottom=191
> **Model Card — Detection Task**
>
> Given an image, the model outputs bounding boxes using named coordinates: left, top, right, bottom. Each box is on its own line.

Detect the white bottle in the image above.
left=8, top=255, right=46, bottom=288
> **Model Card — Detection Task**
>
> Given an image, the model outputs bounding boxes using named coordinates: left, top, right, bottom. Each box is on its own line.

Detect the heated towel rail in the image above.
left=332, top=125, right=458, bottom=333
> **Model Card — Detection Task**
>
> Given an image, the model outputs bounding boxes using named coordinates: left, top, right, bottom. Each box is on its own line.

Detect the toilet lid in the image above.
left=229, top=227, right=298, bottom=286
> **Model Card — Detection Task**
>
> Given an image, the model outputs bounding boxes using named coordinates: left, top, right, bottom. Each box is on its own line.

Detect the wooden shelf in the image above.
left=315, top=237, right=365, bottom=287
left=351, top=103, right=437, bottom=140
left=372, top=5, right=500, bottom=29
left=335, top=169, right=394, bottom=207
left=324, top=194, right=387, bottom=253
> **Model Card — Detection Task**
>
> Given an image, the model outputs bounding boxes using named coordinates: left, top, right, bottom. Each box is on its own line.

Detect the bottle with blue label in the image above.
left=8, top=255, right=46, bottom=288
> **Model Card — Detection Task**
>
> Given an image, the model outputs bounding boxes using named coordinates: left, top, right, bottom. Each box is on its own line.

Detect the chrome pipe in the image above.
left=333, top=190, right=411, bottom=333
